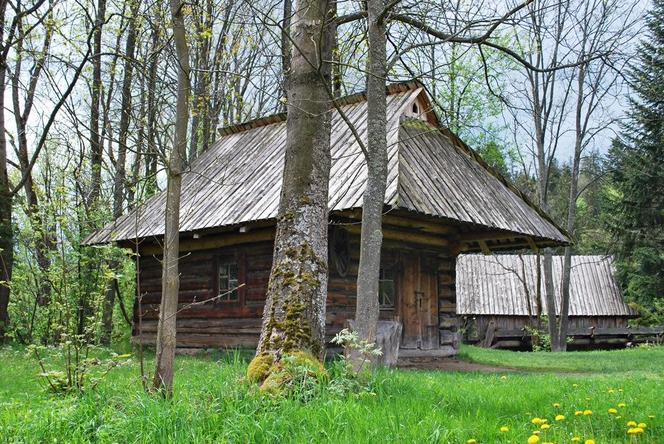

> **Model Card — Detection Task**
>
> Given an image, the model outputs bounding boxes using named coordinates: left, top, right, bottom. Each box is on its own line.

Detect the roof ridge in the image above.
left=216, top=81, right=424, bottom=137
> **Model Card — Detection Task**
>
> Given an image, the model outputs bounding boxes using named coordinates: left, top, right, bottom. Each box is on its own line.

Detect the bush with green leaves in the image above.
left=28, top=334, right=131, bottom=395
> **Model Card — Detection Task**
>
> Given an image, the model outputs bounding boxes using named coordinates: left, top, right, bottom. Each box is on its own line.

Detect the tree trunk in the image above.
left=542, top=251, right=559, bottom=351
left=100, top=0, right=140, bottom=346
left=534, top=108, right=559, bottom=352
left=279, top=0, right=292, bottom=111
left=557, top=64, right=586, bottom=352
left=352, top=0, right=387, bottom=369
left=256, top=0, right=333, bottom=360
left=11, top=12, right=55, bottom=307
left=144, top=23, right=160, bottom=198
left=77, top=0, right=107, bottom=338
left=0, top=31, right=12, bottom=340
left=88, top=0, right=107, bottom=207
left=153, top=0, right=191, bottom=397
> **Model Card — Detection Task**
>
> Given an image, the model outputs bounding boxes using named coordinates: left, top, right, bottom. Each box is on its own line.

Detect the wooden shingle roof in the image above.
left=85, top=82, right=568, bottom=245
left=457, top=254, right=637, bottom=317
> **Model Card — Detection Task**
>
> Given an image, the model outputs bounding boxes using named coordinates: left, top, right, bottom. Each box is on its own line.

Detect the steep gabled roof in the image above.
left=457, top=254, right=637, bottom=317
left=85, top=82, right=568, bottom=245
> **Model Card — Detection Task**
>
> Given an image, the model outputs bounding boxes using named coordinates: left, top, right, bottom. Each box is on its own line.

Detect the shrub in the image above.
left=28, top=334, right=131, bottom=395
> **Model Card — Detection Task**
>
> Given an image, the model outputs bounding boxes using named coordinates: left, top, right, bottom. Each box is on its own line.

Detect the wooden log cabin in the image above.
left=457, top=254, right=646, bottom=349
left=85, top=82, right=570, bottom=358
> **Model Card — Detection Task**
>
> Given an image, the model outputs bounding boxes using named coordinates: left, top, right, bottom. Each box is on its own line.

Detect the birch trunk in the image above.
left=257, top=0, right=333, bottom=359
left=352, top=0, right=387, bottom=368
left=153, top=0, right=190, bottom=397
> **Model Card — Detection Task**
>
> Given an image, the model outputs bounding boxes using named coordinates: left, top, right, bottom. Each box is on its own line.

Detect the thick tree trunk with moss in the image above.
left=256, top=0, right=333, bottom=360
left=153, top=0, right=190, bottom=397
left=352, top=0, right=388, bottom=369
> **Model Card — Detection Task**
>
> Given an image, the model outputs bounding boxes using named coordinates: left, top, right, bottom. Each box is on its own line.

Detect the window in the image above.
left=218, top=262, right=239, bottom=302
left=378, top=267, right=395, bottom=309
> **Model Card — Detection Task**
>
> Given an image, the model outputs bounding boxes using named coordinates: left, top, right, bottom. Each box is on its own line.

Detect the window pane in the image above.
left=219, top=262, right=239, bottom=302
left=378, top=267, right=395, bottom=308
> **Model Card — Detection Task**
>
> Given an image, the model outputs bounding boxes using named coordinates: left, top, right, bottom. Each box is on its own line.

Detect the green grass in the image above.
left=458, top=344, right=664, bottom=374
left=0, top=345, right=662, bottom=443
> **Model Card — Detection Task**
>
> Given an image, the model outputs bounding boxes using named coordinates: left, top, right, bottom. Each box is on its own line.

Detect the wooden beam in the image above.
left=337, top=209, right=457, bottom=235
left=458, top=231, right=519, bottom=242
left=139, top=228, right=275, bottom=255
left=343, top=224, right=450, bottom=247
left=526, top=237, right=539, bottom=252
left=478, top=240, right=491, bottom=255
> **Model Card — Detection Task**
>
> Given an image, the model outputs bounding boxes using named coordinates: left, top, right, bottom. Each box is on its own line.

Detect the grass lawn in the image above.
left=0, top=345, right=662, bottom=443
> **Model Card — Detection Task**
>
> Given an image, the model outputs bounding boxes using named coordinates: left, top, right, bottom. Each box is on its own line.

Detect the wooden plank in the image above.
left=139, top=228, right=275, bottom=255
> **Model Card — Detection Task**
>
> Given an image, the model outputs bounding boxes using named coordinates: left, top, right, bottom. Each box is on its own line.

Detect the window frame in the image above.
left=378, top=266, right=397, bottom=310
left=214, top=252, right=244, bottom=305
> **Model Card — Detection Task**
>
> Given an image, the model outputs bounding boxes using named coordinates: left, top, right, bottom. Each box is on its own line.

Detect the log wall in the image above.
left=133, top=229, right=460, bottom=353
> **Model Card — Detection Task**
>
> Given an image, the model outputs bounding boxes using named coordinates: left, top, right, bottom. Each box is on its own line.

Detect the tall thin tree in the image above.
left=153, top=0, right=191, bottom=397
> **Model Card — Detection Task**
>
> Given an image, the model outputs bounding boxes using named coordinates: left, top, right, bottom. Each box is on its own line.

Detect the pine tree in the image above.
left=605, top=0, right=664, bottom=308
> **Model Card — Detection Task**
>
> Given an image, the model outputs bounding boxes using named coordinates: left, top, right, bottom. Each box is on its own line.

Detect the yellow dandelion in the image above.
left=616, top=416, right=622, bottom=420
left=619, top=388, right=624, bottom=392
left=608, top=408, right=618, bottom=414
left=467, top=439, right=477, bottom=444
left=540, top=424, right=551, bottom=430
left=500, top=375, right=507, bottom=380
left=618, top=402, right=627, bottom=408
left=531, top=417, right=544, bottom=425
left=527, top=435, right=540, bottom=444
left=583, top=410, right=593, bottom=416
left=555, top=415, right=565, bottom=421
left=573, top=383, right=579, bottom=388
left=638, top=422, right=647, bottom=428
left=500, top=426, right=509, bottom=433
left=649, top=415, right=656, bottom=419
left=608, top=389, right=615, bottom=393
left=571, top=438, right=581, bottom=443
left=541, top=419, right=548, bottom=424
left=532, top=430, right=541, bottom=435
left=575, top=411, right=584, bottom=416
left=627, top=427, right=644, bottom=434
left=543, top=442, right=554, bottom=444
left=585, top=440, right=596, bottom=444
left=627, top=421, right=637, bottom=427
left=553, top=403, right=561, bottom=408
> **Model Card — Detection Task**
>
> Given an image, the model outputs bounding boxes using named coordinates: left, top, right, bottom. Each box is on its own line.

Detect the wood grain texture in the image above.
left=457, top=254, right=637, bottom=317
left=85, top=83, right=568, bottom=248
left=133, top=229, right=461, bottom=351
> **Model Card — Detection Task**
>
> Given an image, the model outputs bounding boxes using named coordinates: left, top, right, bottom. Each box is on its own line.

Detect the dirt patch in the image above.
left=397, top=357, right=516, bottom=373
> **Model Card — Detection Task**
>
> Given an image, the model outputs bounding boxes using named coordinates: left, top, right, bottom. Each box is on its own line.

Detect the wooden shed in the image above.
left=457, top=254, right=647, bottom=349
left=85, top=82, right=569, bottom=359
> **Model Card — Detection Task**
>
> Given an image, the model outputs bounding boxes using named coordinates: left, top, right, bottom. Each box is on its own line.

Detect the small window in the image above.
left=412, top=103, right=419, bottom=114
left=218, top=262, right=239, bottom=302
left=379, top=267, right=395, bottom=309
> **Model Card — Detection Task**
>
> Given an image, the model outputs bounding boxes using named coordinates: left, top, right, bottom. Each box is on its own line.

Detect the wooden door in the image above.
left=399, top=254, right=439, bottom=350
